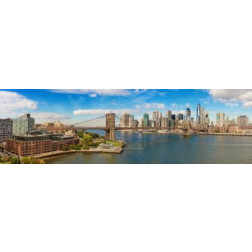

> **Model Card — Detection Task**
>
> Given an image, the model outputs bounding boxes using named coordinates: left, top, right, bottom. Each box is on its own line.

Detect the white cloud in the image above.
left=134, top=89, right=147, bottom=94
left=73, top=109, right=134, bottom=116
left=208, top=89, right=252, bottom=108
left=0, top=91, right=38, bottom=116
left=185, top=103, right=190, bottom=108
left=52, top=89, right=132, bottom=96
left=32, top=112, right=69, bottom=122
left=89, top=93, right=97, bottom=98
left=135, top=103, right=165, bottom=110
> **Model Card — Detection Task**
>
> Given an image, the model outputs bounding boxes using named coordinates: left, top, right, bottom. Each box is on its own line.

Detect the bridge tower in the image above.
left=105, top=113, right=116, bottom=140
left=183, top=121, right=191, bottom=136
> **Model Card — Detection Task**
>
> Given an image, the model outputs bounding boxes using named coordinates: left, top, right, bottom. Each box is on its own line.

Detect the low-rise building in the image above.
left=6, top=134, right=79, bottom=156
left=219, top=126, right=228, bottom=133
left=228, top=125, right=239, bottom=134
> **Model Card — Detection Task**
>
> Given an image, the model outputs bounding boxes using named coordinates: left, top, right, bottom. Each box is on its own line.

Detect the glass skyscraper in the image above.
left=13, top=113, right=35, bottom=136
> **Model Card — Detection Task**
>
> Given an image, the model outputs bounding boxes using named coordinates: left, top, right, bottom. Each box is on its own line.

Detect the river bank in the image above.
left=34, top=147, right=123, bottom=159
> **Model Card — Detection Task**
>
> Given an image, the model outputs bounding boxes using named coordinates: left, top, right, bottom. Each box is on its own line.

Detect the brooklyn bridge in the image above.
left=63, top=113, right=193, bottom=140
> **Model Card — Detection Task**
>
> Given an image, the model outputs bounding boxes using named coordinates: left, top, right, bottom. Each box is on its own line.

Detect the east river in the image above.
left=46, top=131, right=252, bottom=164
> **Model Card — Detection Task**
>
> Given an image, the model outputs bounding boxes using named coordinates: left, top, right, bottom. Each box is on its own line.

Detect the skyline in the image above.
left=1, top=89, right=252, bottom=124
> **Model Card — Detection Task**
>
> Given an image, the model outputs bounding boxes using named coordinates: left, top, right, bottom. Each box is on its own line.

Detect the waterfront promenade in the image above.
left=34, top=147, right=123, bottom=159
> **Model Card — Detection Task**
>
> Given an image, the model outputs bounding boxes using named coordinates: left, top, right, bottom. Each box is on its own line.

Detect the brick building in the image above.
left=6, top=134, right=79, bottom=156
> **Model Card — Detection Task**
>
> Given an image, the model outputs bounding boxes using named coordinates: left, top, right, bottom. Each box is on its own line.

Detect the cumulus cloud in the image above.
left=51, top=89, right=132, bottom=96
left=73, top=109, right=134, bottom=116
left=134, top=89, right=147, bottom=94
left=208, top=89, right=252, bottom=108
left=32, top=112, right=69, bottom=122
left=135, top=103, right=165, bottom=110
left=89, top=94, right=97, bottom=98
left=0, top=91, right=38, bottom=115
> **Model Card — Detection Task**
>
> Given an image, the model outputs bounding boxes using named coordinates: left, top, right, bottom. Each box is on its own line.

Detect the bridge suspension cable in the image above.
left=72, top=115, right=106, bottom=126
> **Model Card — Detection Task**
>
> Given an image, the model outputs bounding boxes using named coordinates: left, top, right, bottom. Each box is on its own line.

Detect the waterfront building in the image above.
left=228, top=125, right=239, bottom=134
left=13, top=113, right=35, bottom=136
left=138, top=119, right=143, bottom=128
left=178, top=114, right=184, bottom=121
left=216, top=112, right=225, bottom=127
left=161, top=118, right=169, bottom=128
left=223, top=116, right=230, bottom=127
left=129, top=116, right=138, bottom=128
left=208, top=126, right=214, bottom=134
left=129, top=115, right=134, bottom=126
left=6, top=134, right=79, bottom=156
left=196, top=104, right=208, bottom=125
left=219, top=126, right=228, bottom=133
left=170, top=119, right=175, bottom=128
left=135, top=120, right=139, bottom=128
left=196, top=104, right=201, bottom=123
left=171, top=114, right=176, bottom=121
left=230, top=119, right=236, bottom=125
left=0, top=119, right=13, bottom=143
left=120, top=113, right=131, bottom=127
left=143, top=113, right=149, bottom=127
left=237, top=115, right=249, bottom=127
left=155, top=119, right=161, bottom=128
left=205, top=111, right=210, bottom=125
left=166, top=110, right=172, bottom=120
left=200, top=107, right=205, bottom=124
left=152, top=110, right=162, bottom=121
left=186, top=108, right=191, bottom=121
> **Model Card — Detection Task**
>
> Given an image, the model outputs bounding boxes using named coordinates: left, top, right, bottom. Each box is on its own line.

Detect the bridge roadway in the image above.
left=70, top=126, right=196, bottom=131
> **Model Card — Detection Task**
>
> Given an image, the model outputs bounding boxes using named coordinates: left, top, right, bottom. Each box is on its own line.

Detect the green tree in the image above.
left=0, top=156, right=3, bottom=163
left=77, top=131, right=84, bottom=138
left=86, top=132, right=99, bottom=138
left=69, top=145, right=75, bottom=150
left=74, top=144, right=81, bottom=150
left=21, top=156, right=32, bottom=164
left=10, top=156, right=21, bottom=164
left=62, top=146, right=70, bottom=151
left=81, top=134, right=93, bottom=147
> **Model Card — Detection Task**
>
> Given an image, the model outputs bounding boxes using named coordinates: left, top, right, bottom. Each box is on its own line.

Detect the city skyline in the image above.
left=1, top=89, right=252, bottom=124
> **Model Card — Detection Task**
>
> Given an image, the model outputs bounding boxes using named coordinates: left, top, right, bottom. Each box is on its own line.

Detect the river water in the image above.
left=45, top=131, right=252, bottom=164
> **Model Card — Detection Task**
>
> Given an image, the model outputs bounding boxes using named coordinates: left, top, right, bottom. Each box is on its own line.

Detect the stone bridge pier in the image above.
left=105, top=113, right=116, bottom=140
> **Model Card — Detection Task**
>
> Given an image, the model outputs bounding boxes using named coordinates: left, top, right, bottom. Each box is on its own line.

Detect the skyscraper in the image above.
left=166, top=110, right=172, bottom=120
left=200, top=107, right=205, bottom=124
left=216, top=112, right=225, bottom=127
left=186, top=108, right=191, bottom=121
left=178, top=114, right=184, bottom=121
left=205, top=111, right=210, bottom=125
left=237, top=115, right=249, bottom=127
left=161, top=118, right=169, bottom=128
left=120, top=113, right=130, bottom=127
left=196, top=104, right=201, bottom=123
left=143, top=113, right=149, bottom=127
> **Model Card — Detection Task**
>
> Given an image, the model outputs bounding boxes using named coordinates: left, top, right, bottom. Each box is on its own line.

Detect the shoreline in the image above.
left=28, top=133, right=252, bottom=160
left=34, top=147, right=123, bottom=159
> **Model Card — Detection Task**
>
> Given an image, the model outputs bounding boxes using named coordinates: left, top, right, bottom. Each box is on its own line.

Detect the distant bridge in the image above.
left=63, top=113, right=194, bottom=140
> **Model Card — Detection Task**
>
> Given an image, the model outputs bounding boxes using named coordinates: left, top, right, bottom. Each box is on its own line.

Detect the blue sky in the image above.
left=1, top=89, right=252, bottom=124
